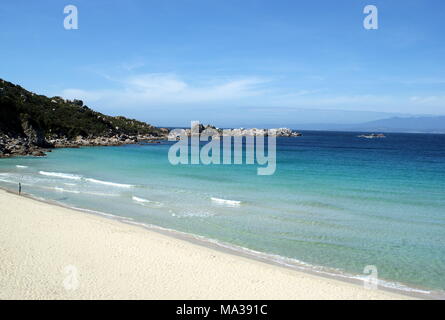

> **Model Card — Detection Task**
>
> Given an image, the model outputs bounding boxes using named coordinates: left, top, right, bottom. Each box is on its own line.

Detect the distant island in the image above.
left=357, top=133, right=386, bottom=139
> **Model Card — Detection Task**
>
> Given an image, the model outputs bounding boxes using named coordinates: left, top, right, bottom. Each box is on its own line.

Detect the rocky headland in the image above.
left=0, top=79, right=169, bottom=158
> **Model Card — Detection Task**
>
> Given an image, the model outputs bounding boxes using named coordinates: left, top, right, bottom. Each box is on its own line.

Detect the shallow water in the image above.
left=1, top=131, right=444, bottom=295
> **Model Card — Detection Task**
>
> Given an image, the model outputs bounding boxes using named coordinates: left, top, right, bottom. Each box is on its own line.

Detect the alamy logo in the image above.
left=64, top=5, right=78, bottom=30
left=363, top=5, right=378, bottom=30
left=62, top=265, right=79, bottom=291
left=168, top=121, right=276, bottom=175
left=363, top=265, right=379, bottom=290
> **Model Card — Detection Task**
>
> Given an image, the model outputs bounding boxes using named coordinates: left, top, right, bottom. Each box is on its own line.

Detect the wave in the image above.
left=85, top=178, right=134, bottom=188
left=171, top=210, right=214, bottom=218
left=297, top=200, right=345, bottom=211
left=53, top=187, right=81, bottom=194
left=16, top=165, right=28, bottom=169
left=38, top=171, right=133, bottom=188
left=132, top=196, right=163, bottom=206
left=211, top=197, right=241, bottom=207
left=0, top=178, right=16, bottom=184
left=83, top=191, right=119, bottom=197
left=132, top=196, right=151, bottom=203
left=39, top=171, right=82, bottom=180
left=42, top=186, right=116, bottom=197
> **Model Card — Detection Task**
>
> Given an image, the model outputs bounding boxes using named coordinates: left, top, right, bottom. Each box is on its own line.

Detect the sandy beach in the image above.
left=0, top=189, right=412, bottom=300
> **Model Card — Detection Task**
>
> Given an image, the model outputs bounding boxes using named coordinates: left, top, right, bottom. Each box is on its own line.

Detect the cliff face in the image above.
left=0, top=79, right=168, bottom=157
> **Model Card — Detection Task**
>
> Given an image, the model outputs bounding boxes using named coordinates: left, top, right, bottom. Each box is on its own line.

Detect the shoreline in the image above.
left=0, top=186, right=427, bottom=300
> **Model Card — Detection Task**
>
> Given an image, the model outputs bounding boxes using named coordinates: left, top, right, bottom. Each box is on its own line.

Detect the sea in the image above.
left=0, top=131, right=444, bottom=298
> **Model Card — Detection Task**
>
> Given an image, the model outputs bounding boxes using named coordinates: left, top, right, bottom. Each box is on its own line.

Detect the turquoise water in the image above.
left=1, top=131, right=444, bottom=296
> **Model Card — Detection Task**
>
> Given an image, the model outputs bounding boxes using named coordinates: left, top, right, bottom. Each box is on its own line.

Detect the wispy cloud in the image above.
left=61, top=73, right=269, bottom=108
left=410, top=95, right=445, bottom=105
left=60, top=71, right=445, bottom=116
left=120, top=61, right=146, bottom=72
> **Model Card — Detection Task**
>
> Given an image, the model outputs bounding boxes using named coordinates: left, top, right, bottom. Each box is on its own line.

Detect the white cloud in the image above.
left=61, top=73, right=269, bottom=108
left=410, top=95, right=445, bottom=105
left=60, top=72, right=445, bottom=116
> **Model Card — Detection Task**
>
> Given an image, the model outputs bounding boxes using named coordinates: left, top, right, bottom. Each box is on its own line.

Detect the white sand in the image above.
left=0, top=189, right=412, bottom=300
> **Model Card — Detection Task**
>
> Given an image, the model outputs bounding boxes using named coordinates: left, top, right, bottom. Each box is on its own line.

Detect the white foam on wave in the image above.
left=42, top=185, right=116, bottom=197
left=211, top=197, right=241, bottom=207
left=132, top=196, right=163, bottom=206
left=16, top=165, right=28, bottom=169
left=53, top=187, right=81, bottom=194
left=1, top=172, right=41, bottom=184
left=83, top=191, right=119, bottom=197
left=0, top=178, right=15, bottom=184
left=21, top=170, right=133, bottom=189
left=85, top=178, right=134, bottom=188
left=132, top=196, right=151, bottom=203
left=39, top=171, right=82, bottom=180
left=170, top=208, right=214, bottom=218
left=0, top=173, right=25, bottom=184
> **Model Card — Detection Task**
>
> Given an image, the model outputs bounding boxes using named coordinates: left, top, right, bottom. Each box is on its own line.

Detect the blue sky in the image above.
left=1, top=0, right=444, bottom=127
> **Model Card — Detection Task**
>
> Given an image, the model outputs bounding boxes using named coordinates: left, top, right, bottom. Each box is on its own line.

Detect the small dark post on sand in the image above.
left=18, top=182, right=21, bottom=195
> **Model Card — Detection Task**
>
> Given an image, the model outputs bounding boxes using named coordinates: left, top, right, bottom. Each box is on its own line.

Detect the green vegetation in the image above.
left=0, top=78, right=165, bottom=140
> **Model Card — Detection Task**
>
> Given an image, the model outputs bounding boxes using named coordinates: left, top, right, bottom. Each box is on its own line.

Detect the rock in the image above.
left=0, top=144, right=7, bottom=156
left=0, top=129, right=164, bottom=158
left=358, top=133, right=386, bottom=139
left=11, top=145, right=28, bottom=155
left=21, top=119, right=47, bottom=147
left=177, top=125, right=302, bottom=138
left=32, top=150, right=46, bottom=157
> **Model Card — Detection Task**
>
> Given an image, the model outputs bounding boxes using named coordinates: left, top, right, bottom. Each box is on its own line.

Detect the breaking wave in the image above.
left=85, top=178, right=134, bottom=188
left=53, top=187, right=81, bottom=194
left=39, top=171, right=82, bottom=180
left=132, top=196, right=163, bottom=206
left=211, top=197, right=241, bottom=207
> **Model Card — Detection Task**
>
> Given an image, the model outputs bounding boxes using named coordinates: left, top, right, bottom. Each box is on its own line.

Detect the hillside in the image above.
left=0, top=79, right=168, bottom=157
left=353, top=116, right=445, bottom=133
left=288, top=116, right=445, bottom=133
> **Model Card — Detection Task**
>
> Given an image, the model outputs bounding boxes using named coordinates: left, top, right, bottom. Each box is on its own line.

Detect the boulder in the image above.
left=32, top=150, right=46, bottom=157
left=21, top=119, right=47, bottom=147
